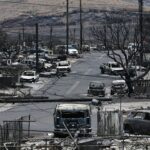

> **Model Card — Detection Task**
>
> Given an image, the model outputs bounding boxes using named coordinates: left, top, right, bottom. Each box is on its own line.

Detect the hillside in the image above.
left=0, top=0, right=150, bottom=41
left=0, top=0, right=149, bottom=21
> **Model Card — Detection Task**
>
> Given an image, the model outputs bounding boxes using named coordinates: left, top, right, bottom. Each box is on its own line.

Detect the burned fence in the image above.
left=97, top=111, right=122, bottom=136
left=0, top=115, right=32, bottom=147
left=133, top=79, right=150, bottom=96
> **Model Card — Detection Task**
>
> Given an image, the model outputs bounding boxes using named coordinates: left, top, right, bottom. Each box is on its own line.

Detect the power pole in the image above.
left=138, top=0, right=143, bottom=65
left=73, top=28, right=76, bottom=44
left=66, top=0, right=69, bottom=55
left=80, top=0, right=83, bottom=53
left=49, top=25, right=53, bottom=49
left=35, top=23, right=39, bottom=73
left=104, top=24, right=107, bottom=48
left=22, top=24, right=25, bottom=49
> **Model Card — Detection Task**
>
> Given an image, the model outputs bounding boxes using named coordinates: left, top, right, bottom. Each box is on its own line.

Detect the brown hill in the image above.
left=0, top=0, right=149, bottom=21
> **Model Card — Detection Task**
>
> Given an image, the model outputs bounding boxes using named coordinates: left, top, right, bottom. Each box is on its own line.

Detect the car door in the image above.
left=133, top=112, right=150, bottom=134
left=141, top=113, right=150, bottom=134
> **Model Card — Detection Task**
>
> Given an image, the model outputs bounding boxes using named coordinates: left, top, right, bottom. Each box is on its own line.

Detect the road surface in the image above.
left=0, top=51, right=121, bottom=135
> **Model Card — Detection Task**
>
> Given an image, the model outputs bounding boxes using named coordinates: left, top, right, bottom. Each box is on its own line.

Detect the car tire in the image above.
left=101, top=68, right=105, bottom=74
left=111, top=90, right=114, bottom=95
left=124, top=124, right=134, bottom=134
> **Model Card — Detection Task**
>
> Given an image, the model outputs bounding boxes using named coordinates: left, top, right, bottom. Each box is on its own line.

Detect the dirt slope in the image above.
left=0, top=0, right=149, bottom=21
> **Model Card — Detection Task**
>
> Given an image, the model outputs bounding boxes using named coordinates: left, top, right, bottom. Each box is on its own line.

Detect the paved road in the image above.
left=0, top=51, right=121, bottom=135
left=33, top=51, right=120, bottom=98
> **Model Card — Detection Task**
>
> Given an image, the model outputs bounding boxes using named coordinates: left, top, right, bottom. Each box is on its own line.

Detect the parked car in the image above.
left=100, top=62, right=136, bottom=77
left=100, top=62, right=124, bottom=75
left=128, top=42, right=138, bottom=51
left=111, top=80, right=128, bottom=95
left=124, top=110, right=150, bottom=135
left=20, top=70, right=39, bottom=82
left=56, top=60, right=71, bottom=74
left=64, top=45, right=79, bottom=56
left=39, top=69, right=57, bottom=77
left=87, top=81, right=105, bottom=97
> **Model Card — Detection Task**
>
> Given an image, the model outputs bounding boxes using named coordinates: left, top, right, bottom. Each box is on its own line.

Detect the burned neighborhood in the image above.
left=0, top=0, right=150, bottom=149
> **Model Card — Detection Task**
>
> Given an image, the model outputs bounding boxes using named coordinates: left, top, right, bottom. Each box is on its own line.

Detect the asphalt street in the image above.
left=0, top=51, right=121, bottom=135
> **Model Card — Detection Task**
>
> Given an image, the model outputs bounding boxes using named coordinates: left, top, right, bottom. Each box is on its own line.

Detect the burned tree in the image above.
left=91, top=12, right=150, bottom=96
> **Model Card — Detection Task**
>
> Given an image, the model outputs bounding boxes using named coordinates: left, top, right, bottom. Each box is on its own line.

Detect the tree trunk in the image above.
left=125, top=76, right=134, bottom=97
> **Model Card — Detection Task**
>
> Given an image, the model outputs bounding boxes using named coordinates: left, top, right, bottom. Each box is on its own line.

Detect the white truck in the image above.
left=100, top=62, right=124, bottom=75
left=56, top=60, right=71, bottom=75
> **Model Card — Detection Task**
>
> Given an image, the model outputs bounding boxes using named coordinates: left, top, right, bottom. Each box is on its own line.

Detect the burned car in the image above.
left=54, top=103, right=91, bottom=137
left=111, top=80, right=128, bottom=95
left=87, top=81, right=105, bottom=97
left=124, top=110, right=150, bottom=135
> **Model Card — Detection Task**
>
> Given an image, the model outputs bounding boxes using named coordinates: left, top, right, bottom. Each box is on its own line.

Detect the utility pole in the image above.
left=22, top=24, right=25, bottom=49
left=66, top=0, right=69, bottom=55
left=80, top=0, right=83, bottom=53
left=35, top=23, right=39, bottom=73
left=18, top=31, right=21, bottom=52
left=49, top=25, right=53, bottom=49
left=138, top=0, right=143, bottom=65
left=73, top=28, right=76, bottom=44
left=104, top=24, right=107, bottom=49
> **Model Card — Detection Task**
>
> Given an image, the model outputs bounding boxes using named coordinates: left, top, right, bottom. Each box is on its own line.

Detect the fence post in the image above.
left=28, top=115, right=31, bottom=138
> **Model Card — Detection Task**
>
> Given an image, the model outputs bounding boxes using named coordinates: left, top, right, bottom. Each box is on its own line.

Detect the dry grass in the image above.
left=0, top=0, right=149, bottom=21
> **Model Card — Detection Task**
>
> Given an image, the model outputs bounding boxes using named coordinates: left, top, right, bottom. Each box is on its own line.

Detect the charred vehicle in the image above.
left=111, top=80, right=128, bottom=95
left=88, top=81, right=105, bottom=97
left=56, top=60, right=71, bottom=76
left=54, top=103, right=91, bottom=137
left=124, top=110, right=150, bottom=135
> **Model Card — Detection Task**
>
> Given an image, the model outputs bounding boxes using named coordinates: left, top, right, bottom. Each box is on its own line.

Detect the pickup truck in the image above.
left=100, top=62, right=124, bottom=75
left=100, top=62, right=136, bottom=77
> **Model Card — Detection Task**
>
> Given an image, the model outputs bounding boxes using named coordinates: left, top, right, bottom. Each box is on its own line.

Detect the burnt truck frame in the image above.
left=53, top=103, right=92, bottom=137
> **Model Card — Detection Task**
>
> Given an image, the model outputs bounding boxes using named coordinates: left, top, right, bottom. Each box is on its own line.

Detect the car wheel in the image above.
left=111, top=90, right=114, bottom=95
left=32, top=79, right=35, bottom=82
left=101, top=68, right=105, bottom=74
left=124, top=124, right=134, bottom=134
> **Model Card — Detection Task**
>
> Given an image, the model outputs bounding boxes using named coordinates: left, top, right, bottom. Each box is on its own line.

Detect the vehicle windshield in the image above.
left=90, top=82, right=104, bottom=88
left=112, top=64, right=120, bottom=67
left=58, top=62, right=69, bottom=66
left=23, top=72, right=34, bottom=76
left=57, top=111, right=87, bottom=118
left=113, top=83, right=125, bottom=87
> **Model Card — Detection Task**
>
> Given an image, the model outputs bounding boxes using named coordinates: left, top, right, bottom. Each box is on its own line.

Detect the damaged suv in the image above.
left=54, top=103, right=91, bottom=137
left=87, top=81, right=105, bottom=97
left=111, top=80, right=128, bottom=95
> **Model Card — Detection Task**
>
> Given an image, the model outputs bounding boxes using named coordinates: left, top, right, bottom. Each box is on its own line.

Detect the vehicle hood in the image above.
left=57, top=66, right=70, bottom=69
left=111, top=68, right=124, bottom=71
left=68, top=48, right=79, bottom=54
left=20, top=75, right=35, bottom=79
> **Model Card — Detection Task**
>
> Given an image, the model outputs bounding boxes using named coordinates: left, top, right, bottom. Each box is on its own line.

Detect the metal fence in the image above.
left=97, top=110, right=122, bottom=136
left=133, top=79, right=150, bottom=96
left=0, top=115, right=32, bottom=148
